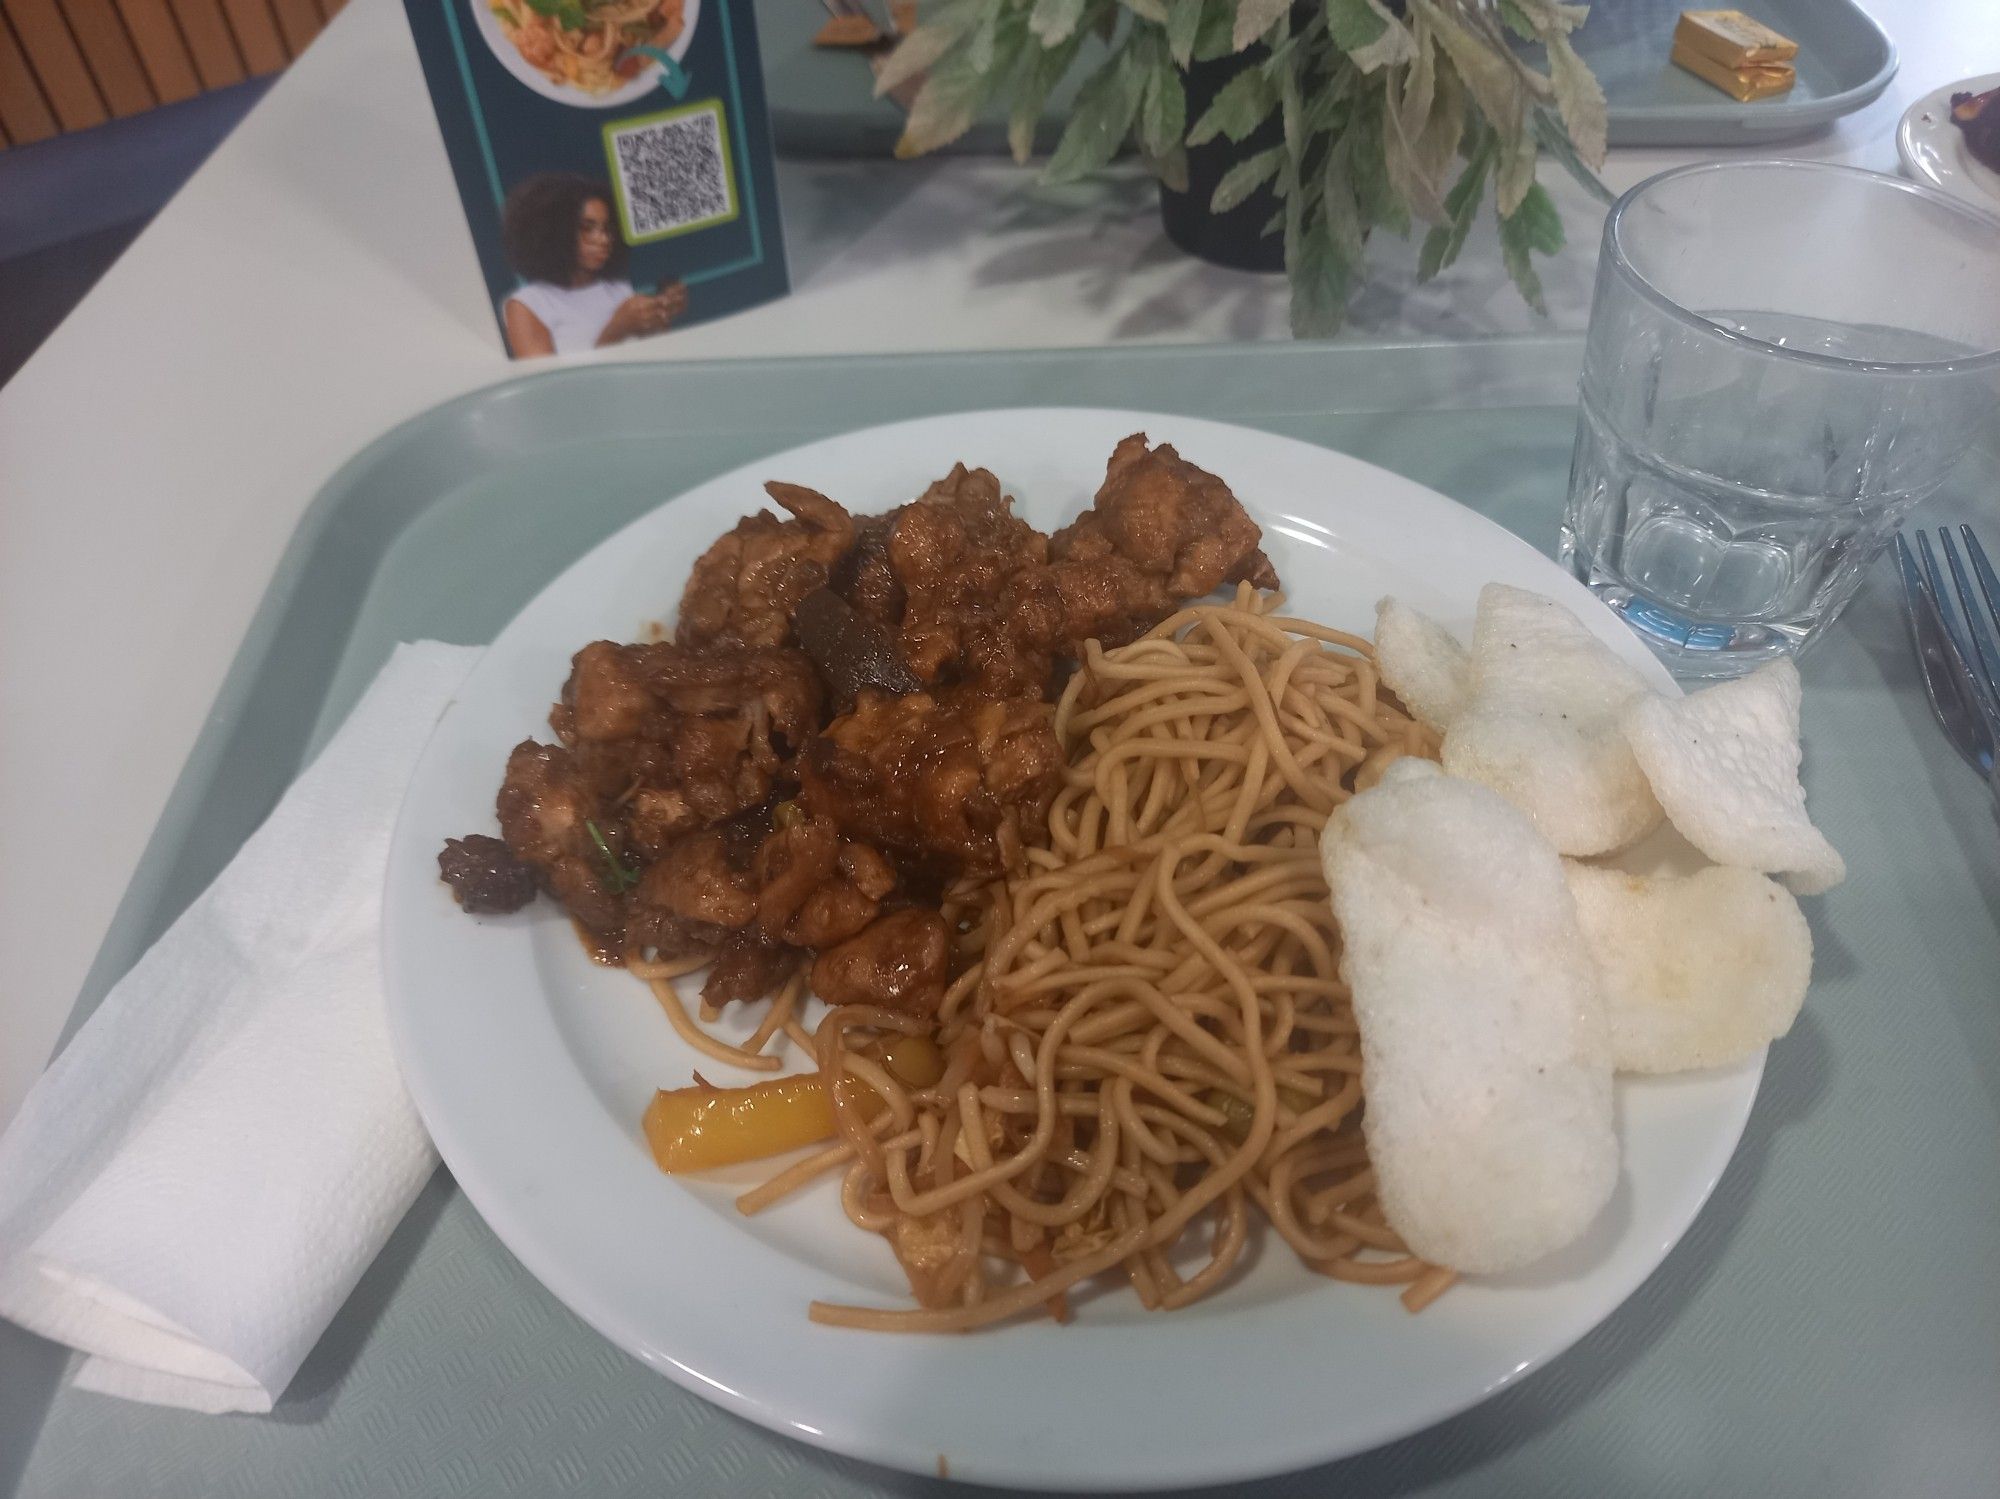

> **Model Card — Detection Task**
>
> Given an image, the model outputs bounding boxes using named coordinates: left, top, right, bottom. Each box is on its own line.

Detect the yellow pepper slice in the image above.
left=644, top=1074, right=836, bottom=1173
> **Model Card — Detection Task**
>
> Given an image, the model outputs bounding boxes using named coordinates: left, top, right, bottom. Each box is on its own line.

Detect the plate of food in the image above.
left=473, top=0, right=699, bottom=108
left=384, top=408, right=1838, bottom=1488
left=1898, top=73, right=2000, bottom=211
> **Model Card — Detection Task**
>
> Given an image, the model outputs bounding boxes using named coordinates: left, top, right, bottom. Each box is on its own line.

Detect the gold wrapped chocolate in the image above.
left=1671, top=41, right=1796, bottom=102
left=1674, top=10, right=1799, bottom=68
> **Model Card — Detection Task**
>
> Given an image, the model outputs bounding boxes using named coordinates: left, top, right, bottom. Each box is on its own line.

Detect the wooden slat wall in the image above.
left=0, top=0, right=333, bottom=150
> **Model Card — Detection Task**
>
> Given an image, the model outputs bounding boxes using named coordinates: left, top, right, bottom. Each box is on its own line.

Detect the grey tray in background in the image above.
left=758, top=0, right=1896, bottom=158
left=7, top=338, right=1999, bottom=1499
left=1576, top=0, right=1896, bottom=146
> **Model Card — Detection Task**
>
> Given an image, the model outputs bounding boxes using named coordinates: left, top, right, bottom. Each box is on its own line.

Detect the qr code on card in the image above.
left=605, top=103, right=738, bottom=243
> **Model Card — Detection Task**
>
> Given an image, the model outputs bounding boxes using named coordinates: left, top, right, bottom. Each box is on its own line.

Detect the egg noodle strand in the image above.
left=737, top=587, right=1456, bottom=1328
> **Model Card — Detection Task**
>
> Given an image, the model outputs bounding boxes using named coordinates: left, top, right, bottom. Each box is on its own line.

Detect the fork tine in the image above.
left=1898, top=532, right=1998, bottom=774
left=1938, top=528, right=2000, bottom=719
left=1960, top=524, right=2000, bottom=664
left=1916, top=531, right=1978, bottom=687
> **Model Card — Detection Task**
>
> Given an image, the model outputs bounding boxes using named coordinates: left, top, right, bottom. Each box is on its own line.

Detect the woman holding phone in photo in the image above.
left=500, top=173, right=688, bottom=357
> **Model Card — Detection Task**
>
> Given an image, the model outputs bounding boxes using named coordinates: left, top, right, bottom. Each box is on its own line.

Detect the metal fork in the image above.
left=1896, top=524, right=2000, bottom=814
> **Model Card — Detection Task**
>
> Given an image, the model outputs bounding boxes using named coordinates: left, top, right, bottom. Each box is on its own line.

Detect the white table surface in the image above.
left=0, top=0, right=1984, bottom=1128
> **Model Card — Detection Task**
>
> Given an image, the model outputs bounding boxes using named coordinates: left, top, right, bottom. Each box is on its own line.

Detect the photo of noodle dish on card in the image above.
left=384, top=409, right=1836, bottom=1489
left=472, top=0, right=701, bottom=108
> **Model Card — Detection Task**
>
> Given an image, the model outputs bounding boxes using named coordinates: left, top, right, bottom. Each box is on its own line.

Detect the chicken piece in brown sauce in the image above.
left=554, top=639, right=822, bottom=856
left=882, top=465, right=1068, bottom=700
left=675, top=483, right=854, bottom=650
left=798, top=690, right=1063, bottom=878
left=450, top=436, right=1279, bottom=1021
left=1049, top=433, right=1278, bottom=646
left=626, top=804, right=903, bottom=1006
left=494, top=739, right=633, bottom=959
left=812, top=907, right=952, bottom=1016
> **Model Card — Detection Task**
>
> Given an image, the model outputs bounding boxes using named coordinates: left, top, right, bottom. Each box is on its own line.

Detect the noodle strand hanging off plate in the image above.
left=744, top=587, right=1450, bottom=1328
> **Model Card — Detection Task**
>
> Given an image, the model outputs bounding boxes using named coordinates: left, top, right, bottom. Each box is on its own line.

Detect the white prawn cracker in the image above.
left=1565, top=863, right=1812, bottom=1074
left=1320, top=769, right=1617, bottom=1275
left=1623, top=660, right=1844, bottom=895
left=1374, top=598, right=1471, bottom=731
left=1441, top=584, right=1662, bottom=857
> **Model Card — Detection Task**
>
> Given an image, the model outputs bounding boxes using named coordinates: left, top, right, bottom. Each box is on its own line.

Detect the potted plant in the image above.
left=877, top=0, right=1609, bottom=333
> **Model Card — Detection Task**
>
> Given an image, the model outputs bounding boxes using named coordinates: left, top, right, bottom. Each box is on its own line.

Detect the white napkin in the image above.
left=0, top=642, right=480, bottom=1413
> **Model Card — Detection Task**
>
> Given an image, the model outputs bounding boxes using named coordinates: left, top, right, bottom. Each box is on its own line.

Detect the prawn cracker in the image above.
left=1623, top=660, right=1844, bottom=895
left=1566, top=863, right=1811, bottom=1073
left=1321, top=763, right=1617, bottom=1275
left=1442, top=584, right=1662, bottom=856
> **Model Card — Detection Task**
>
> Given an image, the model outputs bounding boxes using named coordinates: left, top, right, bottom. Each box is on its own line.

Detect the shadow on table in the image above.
left=0, top=1319, right=68, bottom=1493
left=273, top=1167, right=455, bottom=1421
left=776, top=159, right=945, bottom=289
left=735, top=1007, right=1831, bottom=1498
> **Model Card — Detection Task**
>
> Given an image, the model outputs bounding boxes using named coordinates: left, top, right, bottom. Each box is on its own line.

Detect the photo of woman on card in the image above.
left=500, top=173, right=687, bottom=357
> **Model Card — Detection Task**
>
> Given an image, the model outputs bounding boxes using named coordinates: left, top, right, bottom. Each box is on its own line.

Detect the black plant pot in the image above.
left=1158, top=47, right=1286, bottom=273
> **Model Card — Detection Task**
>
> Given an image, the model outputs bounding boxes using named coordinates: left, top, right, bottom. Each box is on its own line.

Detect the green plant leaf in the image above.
left=1192, top=0, right=1238, bottom=59
left=1401, top=15, right=1436, bottom=124
left=1121, top=0, right=1168, bottom=19
left=1029, top=0, right=1089, bottom=46
left=1234, top=0, right=1291, bottom=53
left=1277, top=45, right=1304, bottom=156
left=1509, top=179, right=1564, bottom=254
left=1140, top=60, right=1188, bottom=156
left=1321, top=136, right=1366, bottom=267
left=1416, top=129, right=1489, bottom=279
left=1382, top=68, right=1447, bottom=222
left=1343, top=0, right=1416, bottom=72
left=876, top=25, right=961, bottom=97
left=896, top=45, right=988, bottom=156
left=1498, top=202, right=1548, bottom=314
left=1496, top=0, right=1535, bottom=41
left=1006, top=22, right=1090, bottom=160
left=1492, top=107, right=1537, bottom=213
left=1187, top=64, right=1275, bottom=144
left=1324, top=0, right=1386, bottom=52
left=1150, top=144, right=1190, bottom=191
left=1042, top=46, right=1146, bottom=182
left=1346, top=90, right=1408, bottom=235
left=1531, top=106, right=1612, bottom=202
left=1510, top=0, right=1589, bottom=34
left=1210, top=145, right=1284, bottom=212
left=1412, top=0, right=1521, bottom=133
left=1289, top=228, right=1353, bottom=337
left=967, top=2, right=1001, bottom=72
left=1165, top=0, right=1203, bottom=65
left=1543, top=28, right=1605, bottom=168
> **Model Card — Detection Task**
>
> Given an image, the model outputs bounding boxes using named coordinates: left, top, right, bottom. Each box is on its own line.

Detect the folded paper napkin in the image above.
left=0, top=642, right=481, bottom=1413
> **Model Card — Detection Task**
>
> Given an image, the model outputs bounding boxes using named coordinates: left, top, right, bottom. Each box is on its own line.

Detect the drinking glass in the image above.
left=1560, top=160, right=2000, bottom=678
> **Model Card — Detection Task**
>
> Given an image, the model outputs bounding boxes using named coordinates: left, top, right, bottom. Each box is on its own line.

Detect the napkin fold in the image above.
left=0, top=642, right=481, bottom=1413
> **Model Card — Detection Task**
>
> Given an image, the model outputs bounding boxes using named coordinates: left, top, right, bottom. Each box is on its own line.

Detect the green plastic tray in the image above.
left=6, top=337, right=1996, bottom=1499
left=757, top=0, right=1896, bottom=158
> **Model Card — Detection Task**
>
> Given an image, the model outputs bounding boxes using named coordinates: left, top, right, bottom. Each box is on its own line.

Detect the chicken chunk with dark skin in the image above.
left=875, top=465, right=1068, bottom=701
left=1049, top=433, right=1279, bottom=645
left=494, top=740, right=631, bottom=958
left=553, top=640, right=822, bottom=856
left=798, top=690, right=1063, bottom=878
left=811, top=907, right=952, bottom=1015
left=676, top=483, right=854, bottom=650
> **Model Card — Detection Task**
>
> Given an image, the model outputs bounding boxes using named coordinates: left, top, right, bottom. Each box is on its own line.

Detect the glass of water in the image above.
left=1560, top=160, right=2000, bottom=678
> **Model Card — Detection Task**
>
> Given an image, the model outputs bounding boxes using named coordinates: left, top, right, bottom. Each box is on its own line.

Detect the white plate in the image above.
left=384, top=409, right=1761, bottom=1491
left=470, top=0, right=701, bottom=110
left=1897, top=73, right=2000, bottom=211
